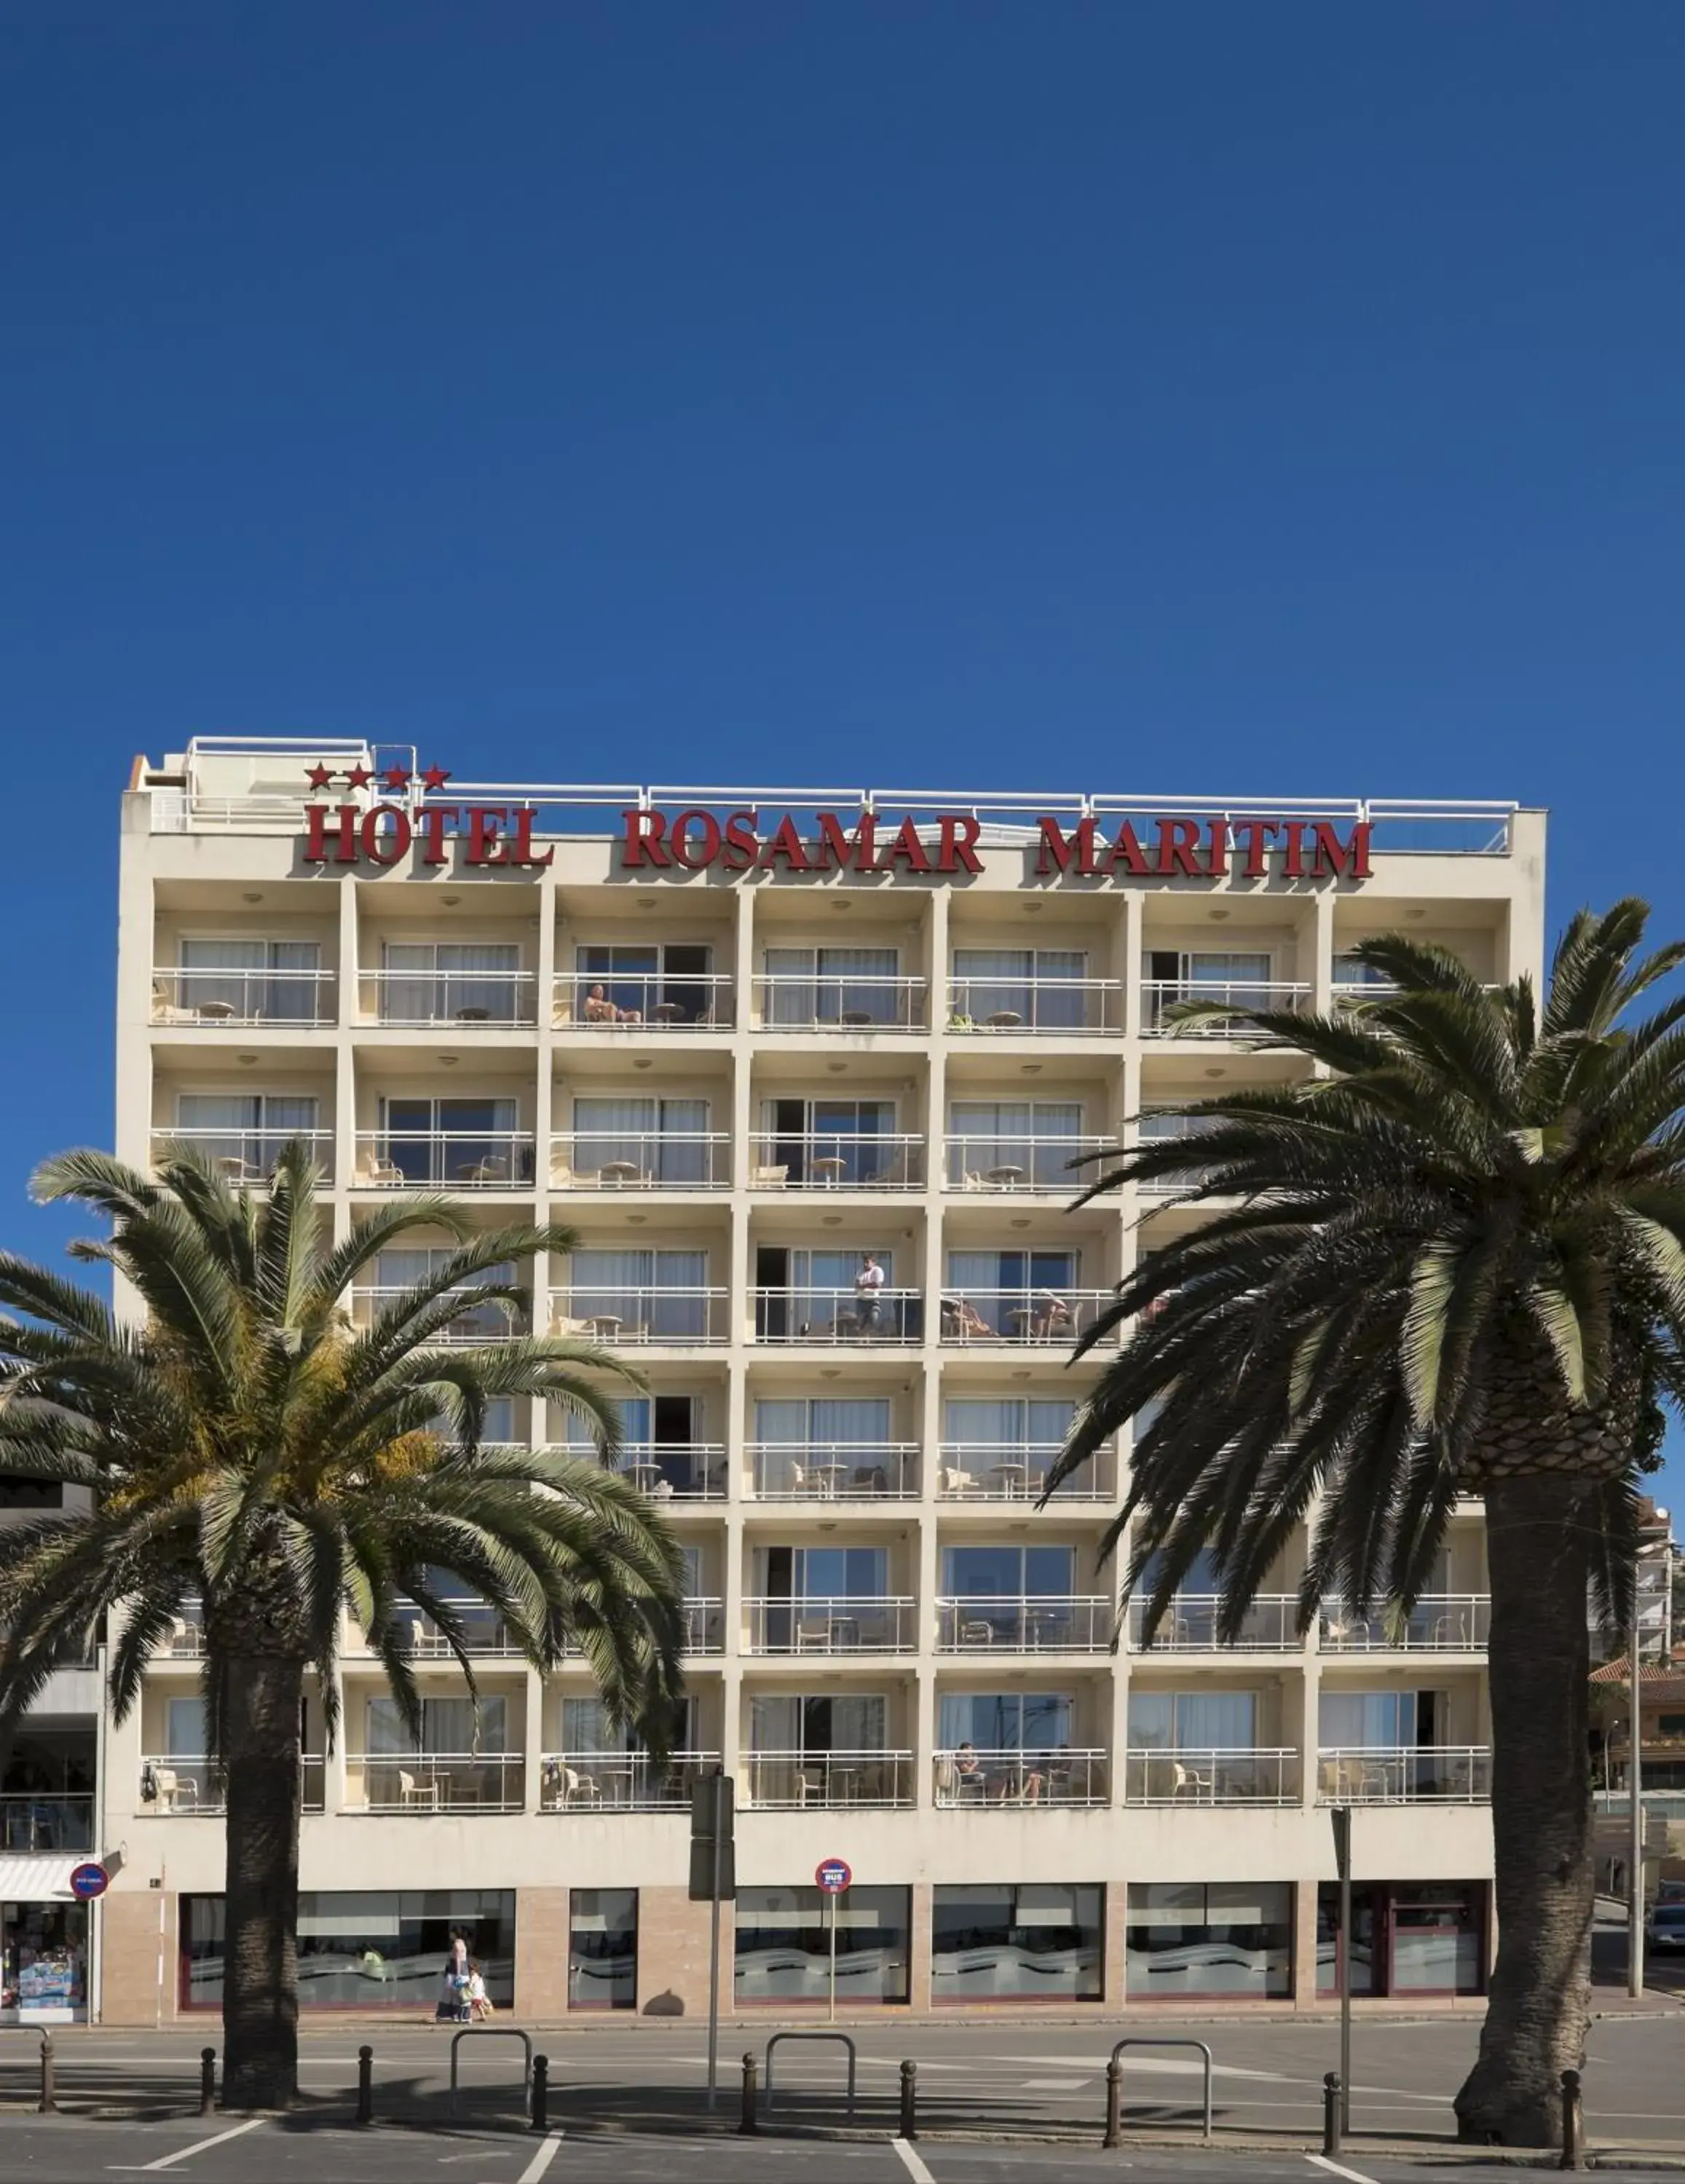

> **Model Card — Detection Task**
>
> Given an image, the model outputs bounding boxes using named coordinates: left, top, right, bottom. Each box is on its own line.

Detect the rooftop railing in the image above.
left=944, top=1135, right=1116, bottom=1192
left=752, top=1286, right=923, bottom=1343
left=753, top=973, right=928, bottom=1032
left=151, top=1129, right=335, bottom=1185
left=540, top=1750, right=721, bottom=1811
left=932, top=1749, right=1109, bottom=1807
left=936, top=1596, right=1114, bottom=1653
left=747, top=1443, right=919, bottom=1500
left=151, top=967, right=336, bottom=1026
left=346, top=1753, right=524, bottom=1813
left=748, top=1132, right=925, bottom=1190
left=361, top=968, right=538, bottom=1026
left=1315, top=1746, right=1491, bottom=1803
left=744, top=1750, right=915, bottom=1808
left=1124, top=1747, right=1301, bottom=1805
left=1319, top=1596, right=1492, bottom=1650
left=936, top=1444, right=1116, bottom=1501
left=944, top=977, right=1123, bottom=1035
left=550, top=1131, right=732, bottom=1190
left=743, top=1597, right=917, bottom=1654
left=550, top=1287, right=730, bottom=1345
left=936, top=1289, right=1118, bottom=1345
left=1126, top=1595, right=1301, bottom=1651
left=1142, top=979, right=1312, bottom=1036
left=556, top=973, right=734, bottom=1030
left=352, top=1131, right=536, bottom=1187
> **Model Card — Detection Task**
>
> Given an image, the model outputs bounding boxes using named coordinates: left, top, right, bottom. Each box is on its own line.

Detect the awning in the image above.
left=0, top=1856, right=82, bottom=1903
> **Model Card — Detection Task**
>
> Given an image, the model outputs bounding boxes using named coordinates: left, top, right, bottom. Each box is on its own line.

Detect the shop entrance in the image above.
left=1, top=1900, right=88, bottom=2022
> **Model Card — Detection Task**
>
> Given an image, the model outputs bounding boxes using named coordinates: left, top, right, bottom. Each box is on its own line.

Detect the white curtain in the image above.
left=944, top=1398, right=1076, bottom=1449
left=384, top=941, right=520, bottom=1021
left=1319, top=1691, right=1414, bottom=1747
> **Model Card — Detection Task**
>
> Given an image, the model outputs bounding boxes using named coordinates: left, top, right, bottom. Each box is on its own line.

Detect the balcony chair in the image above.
left=851, top=1463, right=890, bottom=1494
left=794, top=1770, right=818, bottom=1807
left=548, top=1311, right=592, bottom=1337
left=1172, top=1760, right=1215, bottom=1801
left=751, top=1163, right=789, bottom=1186
left=794, top=1615, right=834, bottom=1651
left=563, top=1766, right=601, bottom=1809
left=939, top=1465, right=976, bottom=1496
left=357, top=1156, right=405, bottom=1187
left=398, top=1768, right=440, bottom=1812
left=460, top=1156, right=510, bottom=1184
left=150, top=979, right=197, bottom=1024
left=960, top=1618, right=995, bottom=1646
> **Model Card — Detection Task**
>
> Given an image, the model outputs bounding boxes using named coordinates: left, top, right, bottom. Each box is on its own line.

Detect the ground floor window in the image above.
left=1, top=1902, right=87, bottom=2022
left=1126, top=1883, right=1292, bottom=2000
left=932, top=1883, right=1102, bottom=2003
left=570, top=1888, right=637, bottom=2010
left=733, top=1886, right=909, bottom=2006
left=1316, top=1881, right=1485, bottom=1998
left=180, top=1891, right=516, bottom=2012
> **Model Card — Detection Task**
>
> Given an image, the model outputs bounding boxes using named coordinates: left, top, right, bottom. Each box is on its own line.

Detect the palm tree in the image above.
left=0, top=1144, right=687, bottom=2110
left=1048, top=903, right=1682, bottom=2148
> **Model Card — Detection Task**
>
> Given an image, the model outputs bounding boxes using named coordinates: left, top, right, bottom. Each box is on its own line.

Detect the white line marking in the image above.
left=1308, top=2156, right=1381, bottom=2184
left=1021, top=2077, right=1092, bottom=2090
left=892, top=2140, right=936, bottom=2184
left=516, top=2132, right=564, bottom=2184
left=108, top=2116, right=267, bottom=2172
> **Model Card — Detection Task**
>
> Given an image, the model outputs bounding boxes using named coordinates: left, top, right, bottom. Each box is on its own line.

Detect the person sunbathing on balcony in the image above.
left=583, top=982, right=641, bottom=1024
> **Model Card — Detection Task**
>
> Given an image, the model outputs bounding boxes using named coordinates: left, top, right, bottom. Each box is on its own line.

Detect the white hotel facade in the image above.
left=22, top=739, right=1544, bottom=2025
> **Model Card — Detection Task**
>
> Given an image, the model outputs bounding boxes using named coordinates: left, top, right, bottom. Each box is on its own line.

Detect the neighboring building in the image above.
left=87, top=739, right=1543, bottom=2021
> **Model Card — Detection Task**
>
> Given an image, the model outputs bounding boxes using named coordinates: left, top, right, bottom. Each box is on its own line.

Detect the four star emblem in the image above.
left=304, top=758, right=451, bottom=793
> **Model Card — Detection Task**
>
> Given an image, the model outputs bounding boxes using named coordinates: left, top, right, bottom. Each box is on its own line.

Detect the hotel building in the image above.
left=24, top=740, right=1544, bottom=2024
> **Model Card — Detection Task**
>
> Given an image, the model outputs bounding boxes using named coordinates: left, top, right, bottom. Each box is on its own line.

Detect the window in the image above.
left=180, top=1891, right=514, bottom=2012
left=575, top=943, right=716, bottom=1026
left=753, top=1246, right=914, bottom=1341
left=165, top=1698, right=206, bottom=1757
left=762, top=946, right=903, bottom=1028
left=1318, top=1690, right=1418, bottom=1747
left=174, top=1094, right=320, bottom=1172
left=937, top=1692, right=1073, bottom=1752
left=733, top=1885, right=909, bottom=2005
left=757, top=1545, right=888, bottom=1599
left=1143, top=951, right=1274, bottom=1028
left=1127, top=1690, right=1257, bottom=1749
left=376, top=1249, right=518, bottom=1346
left=944, top=1398, right=1076, bottom=1450
left=569, top=1096, right=711, bottom=1184
left=1658, top=1713, right=1685, bottom=1736
left=942, top=1544, right=1074, bottom=1599
left=566, top=1249, right=710, bottom=1341
left=947, top=1101, right=1086, bottom=1189
left=380, top=1097, right=524, bottom=1186
left=1333, top=951, right=1395, bottom=991
left=749, top=1693, right=887, bottom=1754
left=382, top=941, right=522, bottom=1024
left=761, top=1097, right=899, bottom=1186
left=1317, top=1882, right=1484, bottom=1998
left=178, top=938, right=322, bottom=1021
left=932, top=1883, right=1102, bottom=2003
left=570, top=1889, right=637, bottom=2011
left=561, top=1696, right=700, bottom=1757
left=1126, top=1883, right=1293, bottom=2000
left=943, top=1250, right=1079, bottom=1336
left=950, top=948, right=1087, bottom=1030
left=366, top=1696, right=507, bottom=1757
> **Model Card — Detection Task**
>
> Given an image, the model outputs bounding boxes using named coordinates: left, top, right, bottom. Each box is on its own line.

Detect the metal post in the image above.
left=828, top=1891, right=837, bottom=2025
left=1323, top=2072, right=1342, bottom=2157
left=38, top=2031, right=55, bottom=2116
left=899, top=2060, right=918, bottom=2141
left=200, top=2046, right=216, bottom=2116
left=706, top=1787, right=724, bottom=2112
left=1102, top=2054, right=1122, bottom=2149
left=530, top=2053, right=549, bottom=2133
left=738, top=2051, right=759, bottom=2134
left=1339, top=1861, right=1353, bottom=2131
left=1630, top=1612, right=1645, bottom=1998
left=1560, top=2068, right=1583, bottom=2170
left=355, top=2043, right=373, bottom=2126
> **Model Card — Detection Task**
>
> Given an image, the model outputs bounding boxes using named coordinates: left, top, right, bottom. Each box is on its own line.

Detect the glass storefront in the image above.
left=1317, top=1881, right=1485, bottom=1997
left=569, top=1888, right=637, bottom=2010
left=932, top=1883, right=1102, bottom=2003
left=1126, top=1883, right=1293, bottom=2000
left=733, top=1886, right=909, bottom=2006
left=181, top=1891, right=515, bottom=2011
left=1, top=1901, right=87, bottom=2022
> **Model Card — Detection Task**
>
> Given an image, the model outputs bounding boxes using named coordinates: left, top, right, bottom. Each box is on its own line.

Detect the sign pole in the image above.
left=706, top=1781, right=724, bottom=2112
left=1332, top=1807, right=1352, bottom=2133
left=829, top=1891, right=837, bottom=2025
left=1630, top=1608, right=1645, bottom=1998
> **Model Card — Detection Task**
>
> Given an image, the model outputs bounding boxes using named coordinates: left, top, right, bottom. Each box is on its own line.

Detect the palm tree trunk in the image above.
left=219, top=1651, right=304, bottom=2109
left=1453, top=1471, right=1595, bottom=2146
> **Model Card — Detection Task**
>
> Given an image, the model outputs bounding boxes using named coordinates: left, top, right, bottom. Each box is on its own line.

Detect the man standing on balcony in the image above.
left=855, top=1253, right=885, bottom=1337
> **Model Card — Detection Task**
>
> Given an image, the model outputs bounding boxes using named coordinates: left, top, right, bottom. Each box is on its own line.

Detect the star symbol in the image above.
left=382, top=764, right=413, bottom=792
left=304, top=763, right=334, bottom=790
left=344, top=764, right=373, bottom=789
left=421, top=764, right=452, bottom=791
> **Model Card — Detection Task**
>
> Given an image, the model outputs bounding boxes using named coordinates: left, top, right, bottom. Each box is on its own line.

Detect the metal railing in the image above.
left=743, top=1597, right=917, bottom=1653
left=1127, top=1595, right=1301, bottom=1650
left=346, top=1599, right=521, bottom=1657
left=936, top=1444, right=1116, bottom=1500
left=683, top=1597, right=727, bottom=1653
left=556, top=973, right=735, bottom=1029
left=159, top=1602, right=206, bottom=1657
left=944, top=977, right=1123, bottom=1034
left=753, top=973, right=928, bottom=1032
left=747, top=1132, right=925, bottom=1189
left=347, top=1753, right=525, bottom=1813
left=1141, top=979, right=1312, bottom=1035
left=747, top=1443, right=919, bottom=1499
left=0, top=1794, right=94, bottom=1852
left=351, top=1287, right=528, bottom=1345
left=151, top=966, right=336, bottom=1025
left=932, top=1748, right=1110, bottom=1807
left=936, top=1596, right=1113, bottom=1652
left=1124, top=1747, right=1301, bottom=1805
left=549, top=1287, right=730, bottom=1345
left=936, top=1289, right=1118, bottom=1344
left=352, top=1131, right=536, bottom=1187
left=588, top=1443, right=727, bottom=1498
left=540, top=1750, right=722, bottom=1811
left=1315, top=1746, right=1492, bottom=1803
left=362, top=968, right=538, bottom=1026
left=752, top=1286, right=923, bottom=1342
left=944, top=1136, right=1115, bottom=1192
left=744, top=1750, right=915, bottom=1808
left=151, top=1128, right=335, bottom=1184
left=549, top=1131, right=732, bottom=1189
left=141, top=1756, right=325, bottom=1815
left=1319, top=1595, right=1492, bottom=1649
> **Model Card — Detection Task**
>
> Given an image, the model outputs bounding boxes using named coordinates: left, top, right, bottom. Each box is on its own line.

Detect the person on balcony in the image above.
left=854, top=1253, right=885, bottom=1337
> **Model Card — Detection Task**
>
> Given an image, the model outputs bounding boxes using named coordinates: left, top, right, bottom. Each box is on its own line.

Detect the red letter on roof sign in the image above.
left=936, top=815, right=983, bottom=874
left=1311, top=822, right=1372, bottom=880
left=1154, top=818, right=1204, bottom=877
left=1035, top=818, right=1100, bottom=876
left=814, top=812, right=879, bottom=871
left=620, top=810, right=672, bottom=869
left=877, top=817, right=933, bottom=874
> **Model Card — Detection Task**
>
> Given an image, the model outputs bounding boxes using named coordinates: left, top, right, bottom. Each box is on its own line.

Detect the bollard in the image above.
left=899, top=2059, right=918, bottom=2141
left=1102, top=2054, right=1123, bottom=2149
left=738, top=2051, right=759, bottom=2135
left=355, top=2043, right=374, bottom=2126
left=531, top=2053, right=549, bottom=2133
left=1322, top=2072, right=1342, bottom=2159
left=37, top=2031, right=55, bottom=2116
left=1560, top=2068, right=1584, bottom=2172
left=200, top=2046, right=216, bottom=2117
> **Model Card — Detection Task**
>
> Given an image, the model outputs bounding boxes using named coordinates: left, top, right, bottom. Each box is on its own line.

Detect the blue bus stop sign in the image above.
left=815, top=1859, right=851, bottom=1894
left=69, top=1862, right=109, bottom=1901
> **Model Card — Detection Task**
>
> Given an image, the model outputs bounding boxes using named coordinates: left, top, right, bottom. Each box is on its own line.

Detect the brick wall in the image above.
left=99, top=1889, right=176, bottom=2025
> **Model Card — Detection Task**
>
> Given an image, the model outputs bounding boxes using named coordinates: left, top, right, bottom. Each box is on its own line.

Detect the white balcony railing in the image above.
left=752, top=1286, right=924, bottom=1342
left=0, top=1795, right=95, bottom=1852
left=347, top=1753, right=525, bottom=1813
left=151, top=966, right=336, bottom=1026
left=936, top=1596, right=1114, bottom=1652
left=944, top=1136, right=1116, bottom=1192
left=160, top=1602, right=206, bottom=1657
left=753, top=973, right=928, bottom=1032
left=1124, top=1747, right=1301, bottom=1805
left=345, top=1598, right=521, bottom=1657
left=1319, top=1596, right=1492, bottom=1650
left=1316, top=1746, right=1492, bottom=1803
left=944, top=977, right=1124, bottom=1035
left=549, top=1133, right=732, bottom=1189
left=549, top=1288, right=730, bottom=1345
left=351, top=1287, right=527, bottom=1345
left=743, top=1597, right=916, bottom=1653
left=936, top=1289, right=1119, bottom=1345
left=1127, top=1595, right=1302, bottom=1651
left=141, top=1756, right=325, bottom=1816
left=556, top=973, right=734, bottom=1030
left=362, top=969, right=538, bottom=1026
left=683, top=1597, right=726, bottom=1653
left=747, top=1443, right=919, bottom=1499
left=586, top=1444, right=727, bottom=1499
left=936, top=1444, right=1117, bottom=1501
left=933, top=1749, right=1110, bottom=1807
left=748, top=1133, right=925, bottom=1190
left=540, top=1751, right=722, bottom=1811
left=151, top=1129, right=336, bottom=1184
left=353, top=1131, right=536, bottom=1187
left=1141, top=980, right=1312, bottom=1036
left=745, top=1750, right=915, bottom=1808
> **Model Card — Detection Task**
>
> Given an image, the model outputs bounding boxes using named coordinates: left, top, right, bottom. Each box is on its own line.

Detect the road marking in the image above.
left=106, top=2116, right=267, bottom=2172
left=516, top=2132, right=564, bottom=2184
left=1308, top=2156, right=1380, bottom=2184
left=891, top=2140, right=935, bottom=2184
left=1020, top=2077, right=1091, bottom=2090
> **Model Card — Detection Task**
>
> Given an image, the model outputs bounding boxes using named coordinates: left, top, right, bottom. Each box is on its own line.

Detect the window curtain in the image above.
left=1319, top=1691, right=1415, bottom=1747
left=938, top=1693, right=1072, bottom=1750
left=568, top=1249, right=707, bottom=1339
left=176, top=1093, right=318, bottom=1166
left=943, top=1398, right=1077, bottom=1450
left=366, top=1695, right=506, bottom=1757
left=383, top=941, right=520, bottom=1022
left=165, top=1697, right=206, bottom=1756
left=179, top=937, right=319, bottom=1021
left=947, top=1099, right=1084, bottom=1186
left=952, top=947, right=1085, bottom=1029
left=763, top=945, right=899, bottom=1026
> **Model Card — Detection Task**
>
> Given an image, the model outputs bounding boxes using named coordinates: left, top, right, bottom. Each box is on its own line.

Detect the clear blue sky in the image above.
left=3, top=4, right=1683, bottom=1489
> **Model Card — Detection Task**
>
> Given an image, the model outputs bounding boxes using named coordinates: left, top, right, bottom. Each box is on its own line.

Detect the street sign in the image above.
left=689, top=1772, right=736, bottom=1903
left=816, top=1858, right=852, bottom=1894
left=1330, top=1807, right=1351, bottom=1880
left=69, top=1861, right=109, bottom=1901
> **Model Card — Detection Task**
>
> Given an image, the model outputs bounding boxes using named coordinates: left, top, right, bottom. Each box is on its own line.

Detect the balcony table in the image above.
left=625, top=1460, right=666, bottom=1493
left=801, top=1461, right=849, bottom=1497
left=652, top=1001, right=684, bottom=1024
left=196, top=999, right=237, bottom=1021
left=810, top=1155, right=850, bottom=1185
left=599, top=1159, right=642, bottom=1185
left=454, top=1005, right=491, bottom=1022
left=987, top=1460, right=1031, bottom=1494
left=986, top=1163, right=1026, bottom=1187
left=840, top=1010, right=874, bottom=1027
left=986, top=1010, right=1023, bottom=1029
left=585, top=1313, right=624, bottom=1340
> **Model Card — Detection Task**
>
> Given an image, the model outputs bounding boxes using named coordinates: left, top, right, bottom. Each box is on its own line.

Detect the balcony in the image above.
left=944, top=976, right=1124, bottom=1037
left=1315, top=1746, right=1492, bottom=1803
left=752, top=1287, right=923, bottom=1344
left=932, top=1749, right=1110, bottom=1807
left=744, top=1750, right=915, bottom=1808
left=151, top=1128, right=335, bottom=1184
left=1319, top=1596, right=1492, bottom=1650
left=683, top=1598, right=727, bottom=1653
left=748, top=1444, right=919, bottom=1500
left=1126, top=1596, right=1302, bottom=1651
left=363, top=968, right=537, bottom=1027
left=753, top=973, right=928, bottom=1033
left=936, top=1597, right=1114, bottom=1653
left=353, top=1288, right=528, bottom=1345
left=936, top=1289, right=1118, bottom=1345
left=556, top=973, right=734, bottom=1031
left=347, top=1753, right=525, bottom=1813
left=1124, top=1748, right=1301, bottom=1805
left=749, top=1133, right=925, bottom=1190
left=141, top=1756, right=325, bottom=1815
left=550, top=1287, right=730, bottom=1345
left=159, top=1602, right=206, bottom=1657
left=347, top=1599, right=521, bottom=1658
left=1, top=1794, right=94, bottom=1852
left=353, top=1131, right=535, bottom=1187
left=593, top=1444, right=727, bottom=1500
left=540, top=1750, right=722, bottom=1811
left=743, top=1597, right=917, bottom=1653
left=1142, top=979, right=1312, bottom=1037
left=151, top=965, right=336, bottom=1026
left=944, top=1136, right=1114, bottom=1193
left=550, top=1132, right=732, bottom=1190
left=937, top=1444, right=1118, bottom=1502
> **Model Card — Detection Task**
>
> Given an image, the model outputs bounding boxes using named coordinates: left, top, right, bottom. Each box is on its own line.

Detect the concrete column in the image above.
left=907, top=1878, right=934, bottom=2011
left=1291, top=1879, right=1320, bottom=2008
left=1104, top=1874, right=1131, bottom=2006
